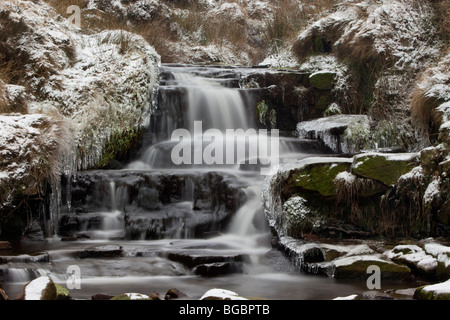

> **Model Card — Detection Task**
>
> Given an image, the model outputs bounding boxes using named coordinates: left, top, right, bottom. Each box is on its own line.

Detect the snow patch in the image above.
left=24, top=276, right=51, bottom=300
left=200, top=288, right=248, bottom=300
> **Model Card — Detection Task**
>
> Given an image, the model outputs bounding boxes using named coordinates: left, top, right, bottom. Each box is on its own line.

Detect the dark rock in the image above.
left=193, top=262, right=244, bottom=277
left=163, top=251, right=250, bottom=268
left=150, top=292, right=161, bottom=300
left=165, top=288, right=186, bottom=300
left=0, top=241, right=12, bottom=250
left=0, top=288, right=8, bottom=300
left=92, top=293, right=115, bottom=300
left=77, top=245, right=124, bottom=259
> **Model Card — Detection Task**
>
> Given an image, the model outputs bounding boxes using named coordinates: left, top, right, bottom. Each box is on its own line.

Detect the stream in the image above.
left=1, top=65, right=412, bottom=300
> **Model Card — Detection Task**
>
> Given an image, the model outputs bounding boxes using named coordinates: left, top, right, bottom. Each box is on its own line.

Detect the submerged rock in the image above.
left=193, top=262, right=244, bottom=277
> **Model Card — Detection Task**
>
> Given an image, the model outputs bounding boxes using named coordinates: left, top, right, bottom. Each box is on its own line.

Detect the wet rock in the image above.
left=0, top=253, right=49, bottom=264
left=193, top=262, right=244, bottom=277
left=361, top=291, right=395, bottom=300
left=165, top=288, right=187, bottom=300
left=0, top=241, right=12, bottom=250
left=92, top=293, right=114, bottom=300
left=414, top=279, right=450, bottom=300
left=163, top=251, right=250, bottom=269
left=150, top=292, right=161, bottom=300
left=77, top=245, right=124, bottom=259
left=21, top=276, right=57, bottom=300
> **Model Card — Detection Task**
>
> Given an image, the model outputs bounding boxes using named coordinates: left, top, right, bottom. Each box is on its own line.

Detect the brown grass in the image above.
left=431, top=0, right=450, bottom=44
left=411, top=86, right=443, bottom=143
left=269, top=0, right=337, bottom=51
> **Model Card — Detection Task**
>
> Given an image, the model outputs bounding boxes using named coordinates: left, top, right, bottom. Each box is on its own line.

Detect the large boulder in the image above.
left=286, top=159, right=352, bottom=198
left=351, top=153, right=418, bottom=186
left=0, top=0, right=160, bottom=238
left=333, top=255, right=411, bottom=280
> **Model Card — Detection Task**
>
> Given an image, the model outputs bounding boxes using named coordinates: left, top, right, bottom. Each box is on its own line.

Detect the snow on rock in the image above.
left=294, top=0, right=439, bottom=72
left=414, top=279, right=450, bottom=300
left=333, top=294, right=359, bottom=300
left=0, top=114, right=71, bottom=208
left=387, top=245, right=438, bottom=274
left=124, top=292, right=150, bottom=300
left=423, top=177, right=441, bottom=205
left=0, top=0, right=160, bottom=173
left=296, top=114, right=370, bottom=154
left=200, top=288, right=248, bottom=300
left=23, top=276, right=57, bottom=300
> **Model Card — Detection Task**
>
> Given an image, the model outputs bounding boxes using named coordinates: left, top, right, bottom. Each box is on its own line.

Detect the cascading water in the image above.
left=1, top=65, right=373, bottom=300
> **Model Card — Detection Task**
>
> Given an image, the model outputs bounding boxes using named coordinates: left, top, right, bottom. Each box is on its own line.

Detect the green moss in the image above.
left=55, top=283, right=70, bottom=300
left=309, top=72, right=335, bottom=90
left=290, top=163, right=351, bottom=197
left=256, top=101, right=268, bottom=126
left=256, top=100, right=276, bottom=129
left=97, top=128, right=142, bottom=169
left=352, top=154, right=417, bottom=186
left=334, top=260, right=410, bottom=280
left=414, top=286, right=450, bottom=300
left=316, top=95, right=330, bottom=111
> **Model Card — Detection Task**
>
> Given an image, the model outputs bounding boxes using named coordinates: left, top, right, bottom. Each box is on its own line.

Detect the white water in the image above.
left=3, top=65, right=375, bottom=300
left=173, top=72, right=250, bottom=131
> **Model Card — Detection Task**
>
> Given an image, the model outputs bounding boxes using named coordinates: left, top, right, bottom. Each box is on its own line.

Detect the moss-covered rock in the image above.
left=309, top=71, right=336, bottom=90
left=288, top=161, right=352, bottom=197
left=414, top=280, right=450, bottom=300
left=352, top=153, right=418, bottom=186
left=333, top=255, right=411, bottom=280
left=55, top=283, right=71, bottom=300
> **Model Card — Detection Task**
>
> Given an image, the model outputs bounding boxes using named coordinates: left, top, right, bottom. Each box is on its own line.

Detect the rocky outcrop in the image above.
left=296, top=115, right=371, bottom=154
left=0, top=0, right=160, bottom=239
left=262, top=150, right=449, bottom=239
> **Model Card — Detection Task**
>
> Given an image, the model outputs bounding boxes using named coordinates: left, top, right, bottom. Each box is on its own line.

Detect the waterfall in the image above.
left=228, top=185, right=266, bottom=236
left=172, top=72, right=250, bottom=131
